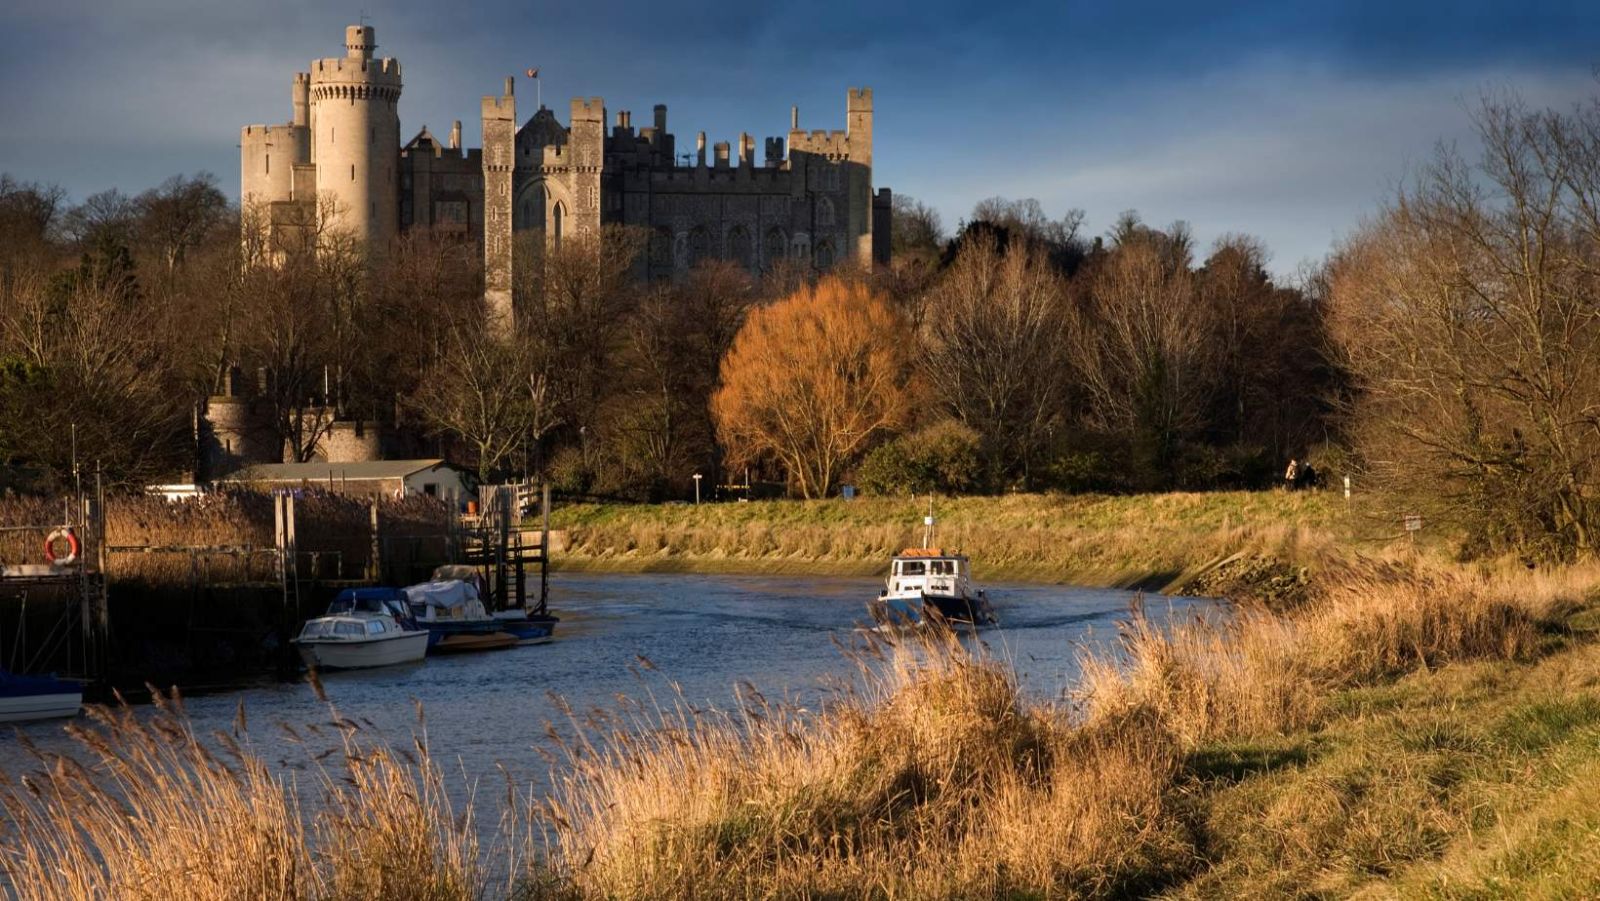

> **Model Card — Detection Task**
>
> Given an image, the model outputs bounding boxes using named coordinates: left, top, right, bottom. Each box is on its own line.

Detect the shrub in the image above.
left=856, top=420, right=984, bottom=496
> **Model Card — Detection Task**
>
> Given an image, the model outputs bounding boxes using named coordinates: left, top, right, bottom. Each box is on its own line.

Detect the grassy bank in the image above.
left=550, top=491, right=1394, bottom=590
left=6, top=552, right=1600, bottom=898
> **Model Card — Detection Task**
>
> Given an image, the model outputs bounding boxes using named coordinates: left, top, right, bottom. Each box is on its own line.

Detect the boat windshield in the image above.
left=334, top=621, right=364, bottom=637
left=299, top=620, right=334, bottom=638
left=930, top=560, right=956, bottom=576
left=897, top=561, right=926, bottom=576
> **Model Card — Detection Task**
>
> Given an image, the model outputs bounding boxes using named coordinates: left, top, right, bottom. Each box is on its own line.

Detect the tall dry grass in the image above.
left=0, top=685, right=489, bottom=901
left=1076, top=558, right=1589, bottom=748
left=535, top=628, right=1190, bottom=898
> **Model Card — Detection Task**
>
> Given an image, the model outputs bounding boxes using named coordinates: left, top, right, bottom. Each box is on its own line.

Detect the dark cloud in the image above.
left=2, top=0, right=1598, bottom=269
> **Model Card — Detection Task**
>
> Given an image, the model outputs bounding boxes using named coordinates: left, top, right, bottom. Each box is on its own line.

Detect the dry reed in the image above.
left=0, top=690, right=485, bottom=901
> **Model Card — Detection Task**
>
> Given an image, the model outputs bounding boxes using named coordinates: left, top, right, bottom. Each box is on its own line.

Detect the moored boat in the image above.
left=0, top=669, right=83, bottom=723
left=292, top=588, right=430, bottom=670
left=404, top=579, right=519, bottom=653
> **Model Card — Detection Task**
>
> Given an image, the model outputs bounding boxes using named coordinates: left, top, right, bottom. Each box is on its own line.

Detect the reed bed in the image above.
left=0, top=491, right=453, bottom=586
left=0, top=684, right=490, bottom=901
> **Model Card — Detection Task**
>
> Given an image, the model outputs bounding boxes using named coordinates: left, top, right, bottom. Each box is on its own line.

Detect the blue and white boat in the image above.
left=0, top=669, right=83, bottom=723
left=403, top=579, right=519, bottom=653
left=868, top=506, right=996, bottom=627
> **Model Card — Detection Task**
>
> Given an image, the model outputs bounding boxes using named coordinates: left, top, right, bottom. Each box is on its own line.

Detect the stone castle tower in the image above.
left=241, top=25, right=402, bottom=251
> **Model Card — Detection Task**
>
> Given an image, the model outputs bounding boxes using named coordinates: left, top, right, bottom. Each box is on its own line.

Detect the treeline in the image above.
left=0, top=174, right=1337, bottom=500
left=4, top=84, right=1596, bottom=560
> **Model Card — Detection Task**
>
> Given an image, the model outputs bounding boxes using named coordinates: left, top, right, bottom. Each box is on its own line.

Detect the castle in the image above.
left=214, top=25, right=890, bottom=473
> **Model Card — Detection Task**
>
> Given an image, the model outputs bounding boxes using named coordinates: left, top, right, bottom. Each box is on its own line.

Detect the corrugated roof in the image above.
left=221, top=459, right=455, bottom=482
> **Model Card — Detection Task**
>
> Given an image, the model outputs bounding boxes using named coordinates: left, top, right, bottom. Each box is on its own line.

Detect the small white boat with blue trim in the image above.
left=868, top=505, right=996, bottom=627
left=293, top=588, right=431, bottom=670
left=0, top=669, right=83, bottom=723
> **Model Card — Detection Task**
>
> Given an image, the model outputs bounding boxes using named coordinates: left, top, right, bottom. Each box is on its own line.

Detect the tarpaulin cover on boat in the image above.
left=402, top=579, right=481, bottom=609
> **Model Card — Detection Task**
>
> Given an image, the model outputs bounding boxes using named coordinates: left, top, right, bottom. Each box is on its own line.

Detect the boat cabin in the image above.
left=298, top=615, right=409, bottom=642
left=886, top=548, right=973, bottom=597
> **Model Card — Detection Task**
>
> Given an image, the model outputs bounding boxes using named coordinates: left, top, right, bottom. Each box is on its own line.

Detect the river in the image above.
left=1, top=571, right=1209, bottom=803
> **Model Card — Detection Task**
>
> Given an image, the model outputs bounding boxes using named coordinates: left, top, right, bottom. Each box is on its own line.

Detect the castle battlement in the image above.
left=311, top=56, right=402, bottom=80
left=241, top=123, right=303, bottom=137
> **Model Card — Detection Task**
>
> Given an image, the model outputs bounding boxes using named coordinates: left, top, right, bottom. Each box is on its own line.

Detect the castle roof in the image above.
left=222, top=459, right=456, bottom=483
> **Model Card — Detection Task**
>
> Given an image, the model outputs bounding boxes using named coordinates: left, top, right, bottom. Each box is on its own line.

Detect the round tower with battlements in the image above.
left=309, top=25, right=402, bottom=251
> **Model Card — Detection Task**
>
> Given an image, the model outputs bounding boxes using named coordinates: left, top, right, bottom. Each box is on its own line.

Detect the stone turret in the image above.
left=481, top=76, right=516, bottom=331
left=309, top=25, right=402, bottom=251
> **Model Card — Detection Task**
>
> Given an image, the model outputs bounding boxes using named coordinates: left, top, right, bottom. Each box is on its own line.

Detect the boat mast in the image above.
left=922, top=496, right=935, bottom=549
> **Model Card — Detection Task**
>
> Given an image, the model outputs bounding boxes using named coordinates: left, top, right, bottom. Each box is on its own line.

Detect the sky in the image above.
left=2, top=0, right=1599, bottom=277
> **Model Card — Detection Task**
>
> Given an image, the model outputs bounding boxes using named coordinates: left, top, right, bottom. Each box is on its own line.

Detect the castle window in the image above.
left=688, top=226, right=711, bottom=267
left=817, top=197, right=835, bottom=228
left=265, top=154, right=270, bottom=175
left=552, top=202, right=564, bottom=247
left=727, top=225, right=753, bottom=270
left=351, top=164, right=356, bottom=181
left=763, top=227, right=787, bottom=268
left=815, top=240, right=834, bottom=270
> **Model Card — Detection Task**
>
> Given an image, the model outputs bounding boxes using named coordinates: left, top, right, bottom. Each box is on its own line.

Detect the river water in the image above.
left=1, top=572, right=1208, bottom=803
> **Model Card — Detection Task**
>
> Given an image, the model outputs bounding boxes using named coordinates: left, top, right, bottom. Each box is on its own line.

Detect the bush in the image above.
left=856, top=420, right=983, bottom=495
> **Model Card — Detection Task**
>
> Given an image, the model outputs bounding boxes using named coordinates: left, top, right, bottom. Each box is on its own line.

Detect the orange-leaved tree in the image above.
left=711, top=277, right=915, bottom=499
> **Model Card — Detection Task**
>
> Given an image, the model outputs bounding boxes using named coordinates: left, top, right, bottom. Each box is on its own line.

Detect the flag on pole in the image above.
left=525, top=67, right=539, bottom=78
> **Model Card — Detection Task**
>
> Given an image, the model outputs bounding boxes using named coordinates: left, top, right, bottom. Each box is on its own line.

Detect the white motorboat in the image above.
left=0, top=669, right=83, bottom=723
left=868, top=504, right=996, bottom=627
left=293, top=589, right=430, bottom=670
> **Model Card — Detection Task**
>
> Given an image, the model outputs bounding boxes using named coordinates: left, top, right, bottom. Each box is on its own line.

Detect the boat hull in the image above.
left=0, top=691, right=82, bottom=724
left=871, top=592, right=995, bottom=627
left=294, top=630, right=430, bottom=670
left=493, top=612, right=559, bottom=645
left=429, top=632, right=519, bottom=654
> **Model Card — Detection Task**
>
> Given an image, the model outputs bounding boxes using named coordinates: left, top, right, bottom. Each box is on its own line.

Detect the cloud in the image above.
left=892, top=58, right=1599, bottom=275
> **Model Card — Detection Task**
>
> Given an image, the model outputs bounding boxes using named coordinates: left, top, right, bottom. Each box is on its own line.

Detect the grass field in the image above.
left=548, top=491, right=1420, bottom=591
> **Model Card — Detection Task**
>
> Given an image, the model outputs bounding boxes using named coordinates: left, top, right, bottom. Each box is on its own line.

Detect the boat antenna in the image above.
left=923, top=496, right=935, bottom=549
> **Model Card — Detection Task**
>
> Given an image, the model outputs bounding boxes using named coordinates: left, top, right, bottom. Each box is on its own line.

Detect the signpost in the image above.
left=692, top=473, right=702, bottom=505
left=1403, top=513, right=1422, bottom=545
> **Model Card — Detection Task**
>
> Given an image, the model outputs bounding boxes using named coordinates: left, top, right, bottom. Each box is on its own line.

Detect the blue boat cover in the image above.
left=0, top=669, right=80, bottom=698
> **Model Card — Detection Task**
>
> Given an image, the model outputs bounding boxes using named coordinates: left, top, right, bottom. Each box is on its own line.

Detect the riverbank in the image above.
left=549, top=491, right=1401, bottom=594
left=6, top=556, right=1599, bottom=898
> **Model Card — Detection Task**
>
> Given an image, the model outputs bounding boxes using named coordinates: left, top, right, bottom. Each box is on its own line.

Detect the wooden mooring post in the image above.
left=273, top=493, right=300, bottom=679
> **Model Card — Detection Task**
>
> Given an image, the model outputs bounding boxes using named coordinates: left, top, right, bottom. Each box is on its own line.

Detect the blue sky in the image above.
left=2, top=0, right=1598, bottom=275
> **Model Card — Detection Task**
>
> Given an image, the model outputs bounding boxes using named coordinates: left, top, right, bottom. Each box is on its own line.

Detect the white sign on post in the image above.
left=1403, top=514, right=1422, bottom=533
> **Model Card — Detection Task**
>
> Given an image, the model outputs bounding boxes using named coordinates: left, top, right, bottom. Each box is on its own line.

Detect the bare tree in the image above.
left=919, top=235, right=1070, bottom=486
left=1327, top=92, right=1600, bottom=559
left=891, top=194, right=945, bottom=261
left=1069, top=233, right=1215, bottom=483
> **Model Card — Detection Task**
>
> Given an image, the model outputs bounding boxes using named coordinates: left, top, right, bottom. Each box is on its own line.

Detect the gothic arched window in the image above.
left=727, top=225, right=754, bottom=270
left=763, top=227, right=787, bottom=269
left=688, top=226, right=711, bottom=267
left=816, top=197, right=835, bottom=228
left=552, top=202, right=565, bottom=247
left=814, top=239, right=835, bottom=270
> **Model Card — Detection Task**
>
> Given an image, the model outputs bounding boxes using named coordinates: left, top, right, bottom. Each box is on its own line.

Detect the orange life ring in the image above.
left=44, top=528, right=80, bottom=566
